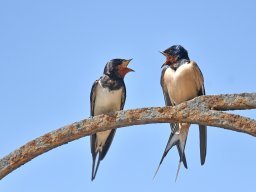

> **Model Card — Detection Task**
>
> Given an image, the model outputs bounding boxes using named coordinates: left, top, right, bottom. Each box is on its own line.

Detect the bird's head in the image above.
left=104, top=58, right=134, bottom=79
left=160, top=45, right=190, bottom=68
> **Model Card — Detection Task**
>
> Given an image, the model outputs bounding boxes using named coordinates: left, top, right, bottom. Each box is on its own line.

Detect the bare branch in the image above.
left=0, top=93, right=255, bottom=180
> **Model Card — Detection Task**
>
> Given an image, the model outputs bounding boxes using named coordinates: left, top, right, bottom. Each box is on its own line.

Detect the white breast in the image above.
left=93, top=82, right=123, bottom=147
left=164, top=63, right=199, bottom=104
left=93, top=82, right=123, bottom=115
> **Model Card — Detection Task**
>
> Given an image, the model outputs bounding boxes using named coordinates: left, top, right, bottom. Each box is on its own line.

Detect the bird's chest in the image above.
left=94, top=84, right=122, bottom=115
left=164, top=65, right=198, bottom=104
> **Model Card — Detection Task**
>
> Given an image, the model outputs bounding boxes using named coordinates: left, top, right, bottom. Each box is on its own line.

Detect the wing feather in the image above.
left=191, top=61, right=207, bottom=165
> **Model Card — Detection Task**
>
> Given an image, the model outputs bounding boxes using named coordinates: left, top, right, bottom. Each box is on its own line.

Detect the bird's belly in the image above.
left=93, top=86, right=122, bottom=145
left=94, top=87, right=122, bottom=115
left=171, top=77, right=198, bottom=104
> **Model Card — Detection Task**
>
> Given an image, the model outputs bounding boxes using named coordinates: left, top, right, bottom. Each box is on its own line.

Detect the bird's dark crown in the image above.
left=164, top=45, right=190, bottom=61
left=103, top=59, right=125, bottom=79
left=100, top=59, right=127, bottom=90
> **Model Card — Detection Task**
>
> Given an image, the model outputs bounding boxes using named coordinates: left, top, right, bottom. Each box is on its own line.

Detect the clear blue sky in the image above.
left=0, top=0, right=255, bottom=191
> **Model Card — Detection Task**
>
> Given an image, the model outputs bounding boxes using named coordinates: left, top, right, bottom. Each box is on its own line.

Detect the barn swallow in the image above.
left=154, top=45, right=207, bottom=180
left=90, top=58, right=134, bottom=181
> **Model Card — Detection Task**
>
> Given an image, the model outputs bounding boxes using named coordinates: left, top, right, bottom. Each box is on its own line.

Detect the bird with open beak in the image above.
left=154, top=45, right=207, bottom=181
left=90, top=59, right=134, bottom=180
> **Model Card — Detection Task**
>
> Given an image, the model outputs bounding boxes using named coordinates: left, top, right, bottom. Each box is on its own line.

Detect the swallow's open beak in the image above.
left=118, top=59, right=135, bottom=78
left=123, top=59, right=134, bottom=72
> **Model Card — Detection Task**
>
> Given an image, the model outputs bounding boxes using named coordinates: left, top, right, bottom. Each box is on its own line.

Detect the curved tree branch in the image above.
left=0, top=93, right=255, bottom=180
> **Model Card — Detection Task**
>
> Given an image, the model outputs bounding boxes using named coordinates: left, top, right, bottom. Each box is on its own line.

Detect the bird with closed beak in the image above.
left=154, top=45, right=207, bottom=181
left=90, top=58, right=134, bottom=181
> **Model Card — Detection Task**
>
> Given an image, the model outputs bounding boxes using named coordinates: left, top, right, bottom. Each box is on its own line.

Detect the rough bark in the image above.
left=0, top=93, right=255, bottom=180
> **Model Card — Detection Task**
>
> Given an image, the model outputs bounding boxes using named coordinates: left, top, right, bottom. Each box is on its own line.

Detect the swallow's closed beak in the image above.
left=159, top=51, right=167, bottom=57
left=160, top=51, right=167, bottom=68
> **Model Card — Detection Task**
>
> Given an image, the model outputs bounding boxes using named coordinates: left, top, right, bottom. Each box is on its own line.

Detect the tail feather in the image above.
left=91, top=152, right=101, bottom=181
left=199, top=125, right=207, bottom=165
left=153, top=127, right=189, bottom=178
left=91, top=155, right=96, bottom=181
left=177, top=145, right=188, bottom=169
left=175, top=161, right=182, bottom=182
left=165, top=130, right=188, bottom=168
